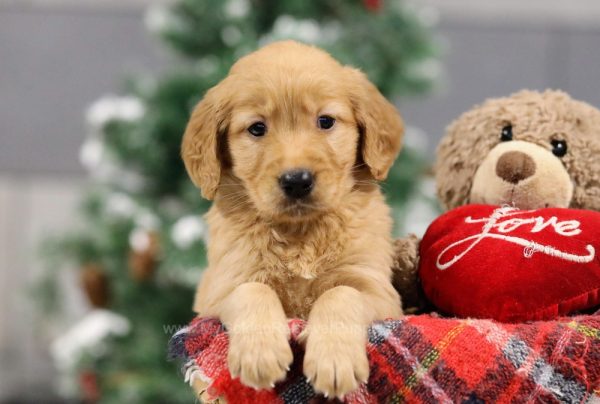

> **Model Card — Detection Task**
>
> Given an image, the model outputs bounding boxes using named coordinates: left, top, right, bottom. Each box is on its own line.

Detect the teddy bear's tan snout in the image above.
left=495, top=151, right=536, bottom=184
left=470, top=140, right=573, bottom=209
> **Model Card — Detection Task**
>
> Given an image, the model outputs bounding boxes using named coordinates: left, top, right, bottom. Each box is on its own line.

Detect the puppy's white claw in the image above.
left=324, top=392, right=329, bottom=399
left=270, top=382, right=275, bottom=388
left=286, top=366, right=290, bottom=371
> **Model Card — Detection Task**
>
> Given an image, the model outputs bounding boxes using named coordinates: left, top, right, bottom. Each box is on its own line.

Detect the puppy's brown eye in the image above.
left=500, top=125, right=513, bottom=141
left=317, top=115, right=335, bottom=130
left=248, top=122, right=267, bottom=137
left=551, top=139, right=567, bottom=157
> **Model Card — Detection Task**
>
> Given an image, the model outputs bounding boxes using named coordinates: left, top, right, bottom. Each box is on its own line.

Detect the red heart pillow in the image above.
left=419, top=204, right=600, bottom=322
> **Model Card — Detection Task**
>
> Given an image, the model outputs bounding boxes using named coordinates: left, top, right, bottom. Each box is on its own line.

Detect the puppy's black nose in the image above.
left=278, top=169, right=314, bottom=199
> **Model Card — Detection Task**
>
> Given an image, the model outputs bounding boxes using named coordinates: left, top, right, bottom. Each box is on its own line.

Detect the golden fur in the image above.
left=181, top=41, right=404, bottom=398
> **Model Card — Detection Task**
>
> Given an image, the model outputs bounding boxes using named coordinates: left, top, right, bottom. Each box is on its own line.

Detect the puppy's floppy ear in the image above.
left=181, top=78, right=232, bottom=200
left=346, top=68, right=404, bottom=180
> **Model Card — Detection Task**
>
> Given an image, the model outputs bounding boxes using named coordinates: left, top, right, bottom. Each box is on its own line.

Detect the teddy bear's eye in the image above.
left=500, top=125, right=513, bottom=142
left=551, top=139, right=567, bottom=157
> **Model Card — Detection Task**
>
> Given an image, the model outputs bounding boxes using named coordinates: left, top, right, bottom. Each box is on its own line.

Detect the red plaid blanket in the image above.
left=169, top=314, right=600, bottom=403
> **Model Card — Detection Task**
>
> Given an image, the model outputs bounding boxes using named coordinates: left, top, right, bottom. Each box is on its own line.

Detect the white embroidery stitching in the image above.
left=436, top=206, right=596, bottom=271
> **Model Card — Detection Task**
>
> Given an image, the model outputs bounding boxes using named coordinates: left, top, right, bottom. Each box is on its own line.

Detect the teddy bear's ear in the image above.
left=570, top=102, right=600, bottom=211
left=345, top=68, right=404, bottom=181
left=435, top=103, right=500, bottom=211
left=181, top=78, right=233, bottom=200
left=436, top=123, right=473, bottom=210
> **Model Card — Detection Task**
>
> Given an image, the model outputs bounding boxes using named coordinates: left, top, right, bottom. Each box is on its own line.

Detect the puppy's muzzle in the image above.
left=495, top=151, right=536, bottom=184
left=278, top=169, right=314, bottom=199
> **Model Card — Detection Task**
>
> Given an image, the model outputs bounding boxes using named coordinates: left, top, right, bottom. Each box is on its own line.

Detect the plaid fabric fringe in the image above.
left=168, top=314, right=600, bottom=403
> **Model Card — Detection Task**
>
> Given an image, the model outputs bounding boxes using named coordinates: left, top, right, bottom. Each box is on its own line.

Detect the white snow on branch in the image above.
left=225, top=0, right=250, bottom=19
left=86, top=95, right=145, bottom=128
left=145, top=3, right=179, bottom=33
left=51, top=309, right=131, bottom=371
left=79, top=136, right=105, bottom=171
left=171, top=215, right=206, bottom=249
left=261, top=16, right=341, bottom=46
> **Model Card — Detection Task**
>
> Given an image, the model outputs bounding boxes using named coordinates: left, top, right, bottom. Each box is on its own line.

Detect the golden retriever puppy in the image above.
left=181, top=40, right=404, bottom=399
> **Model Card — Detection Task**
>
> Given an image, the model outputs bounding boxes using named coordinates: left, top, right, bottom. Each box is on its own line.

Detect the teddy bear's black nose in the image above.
left=496, top=151, right=536, bottom=184
left=278, top=169, right=314, bottom=199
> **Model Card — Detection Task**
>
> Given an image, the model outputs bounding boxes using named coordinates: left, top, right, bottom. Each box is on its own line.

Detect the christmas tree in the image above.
left=36, top=0, right=439, bottom=402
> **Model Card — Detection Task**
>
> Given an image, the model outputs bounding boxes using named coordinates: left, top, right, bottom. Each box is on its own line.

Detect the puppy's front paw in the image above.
left=228, top=326, right=293, bottom=390
left=303, top=330, right=369, bottom=399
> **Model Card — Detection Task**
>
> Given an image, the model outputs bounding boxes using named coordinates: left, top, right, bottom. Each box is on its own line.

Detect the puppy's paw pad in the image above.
left=303, top=332, right=369, bottom=399
left=228, top=331, right=293, bottom=390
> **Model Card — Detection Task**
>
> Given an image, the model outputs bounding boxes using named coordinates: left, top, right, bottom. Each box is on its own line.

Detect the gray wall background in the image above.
left=1, top=3, right=169, bottom=175
left=2, top=0, right=600, bottom=400
left=3, top=1, right=600, bottom=176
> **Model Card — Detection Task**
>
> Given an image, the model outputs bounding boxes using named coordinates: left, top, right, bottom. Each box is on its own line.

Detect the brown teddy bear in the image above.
left=393, top=89, right=600, bottom=313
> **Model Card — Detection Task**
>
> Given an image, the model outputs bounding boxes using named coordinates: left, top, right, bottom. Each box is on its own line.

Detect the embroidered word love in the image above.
left=436, top=206, right=596, bottom=270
